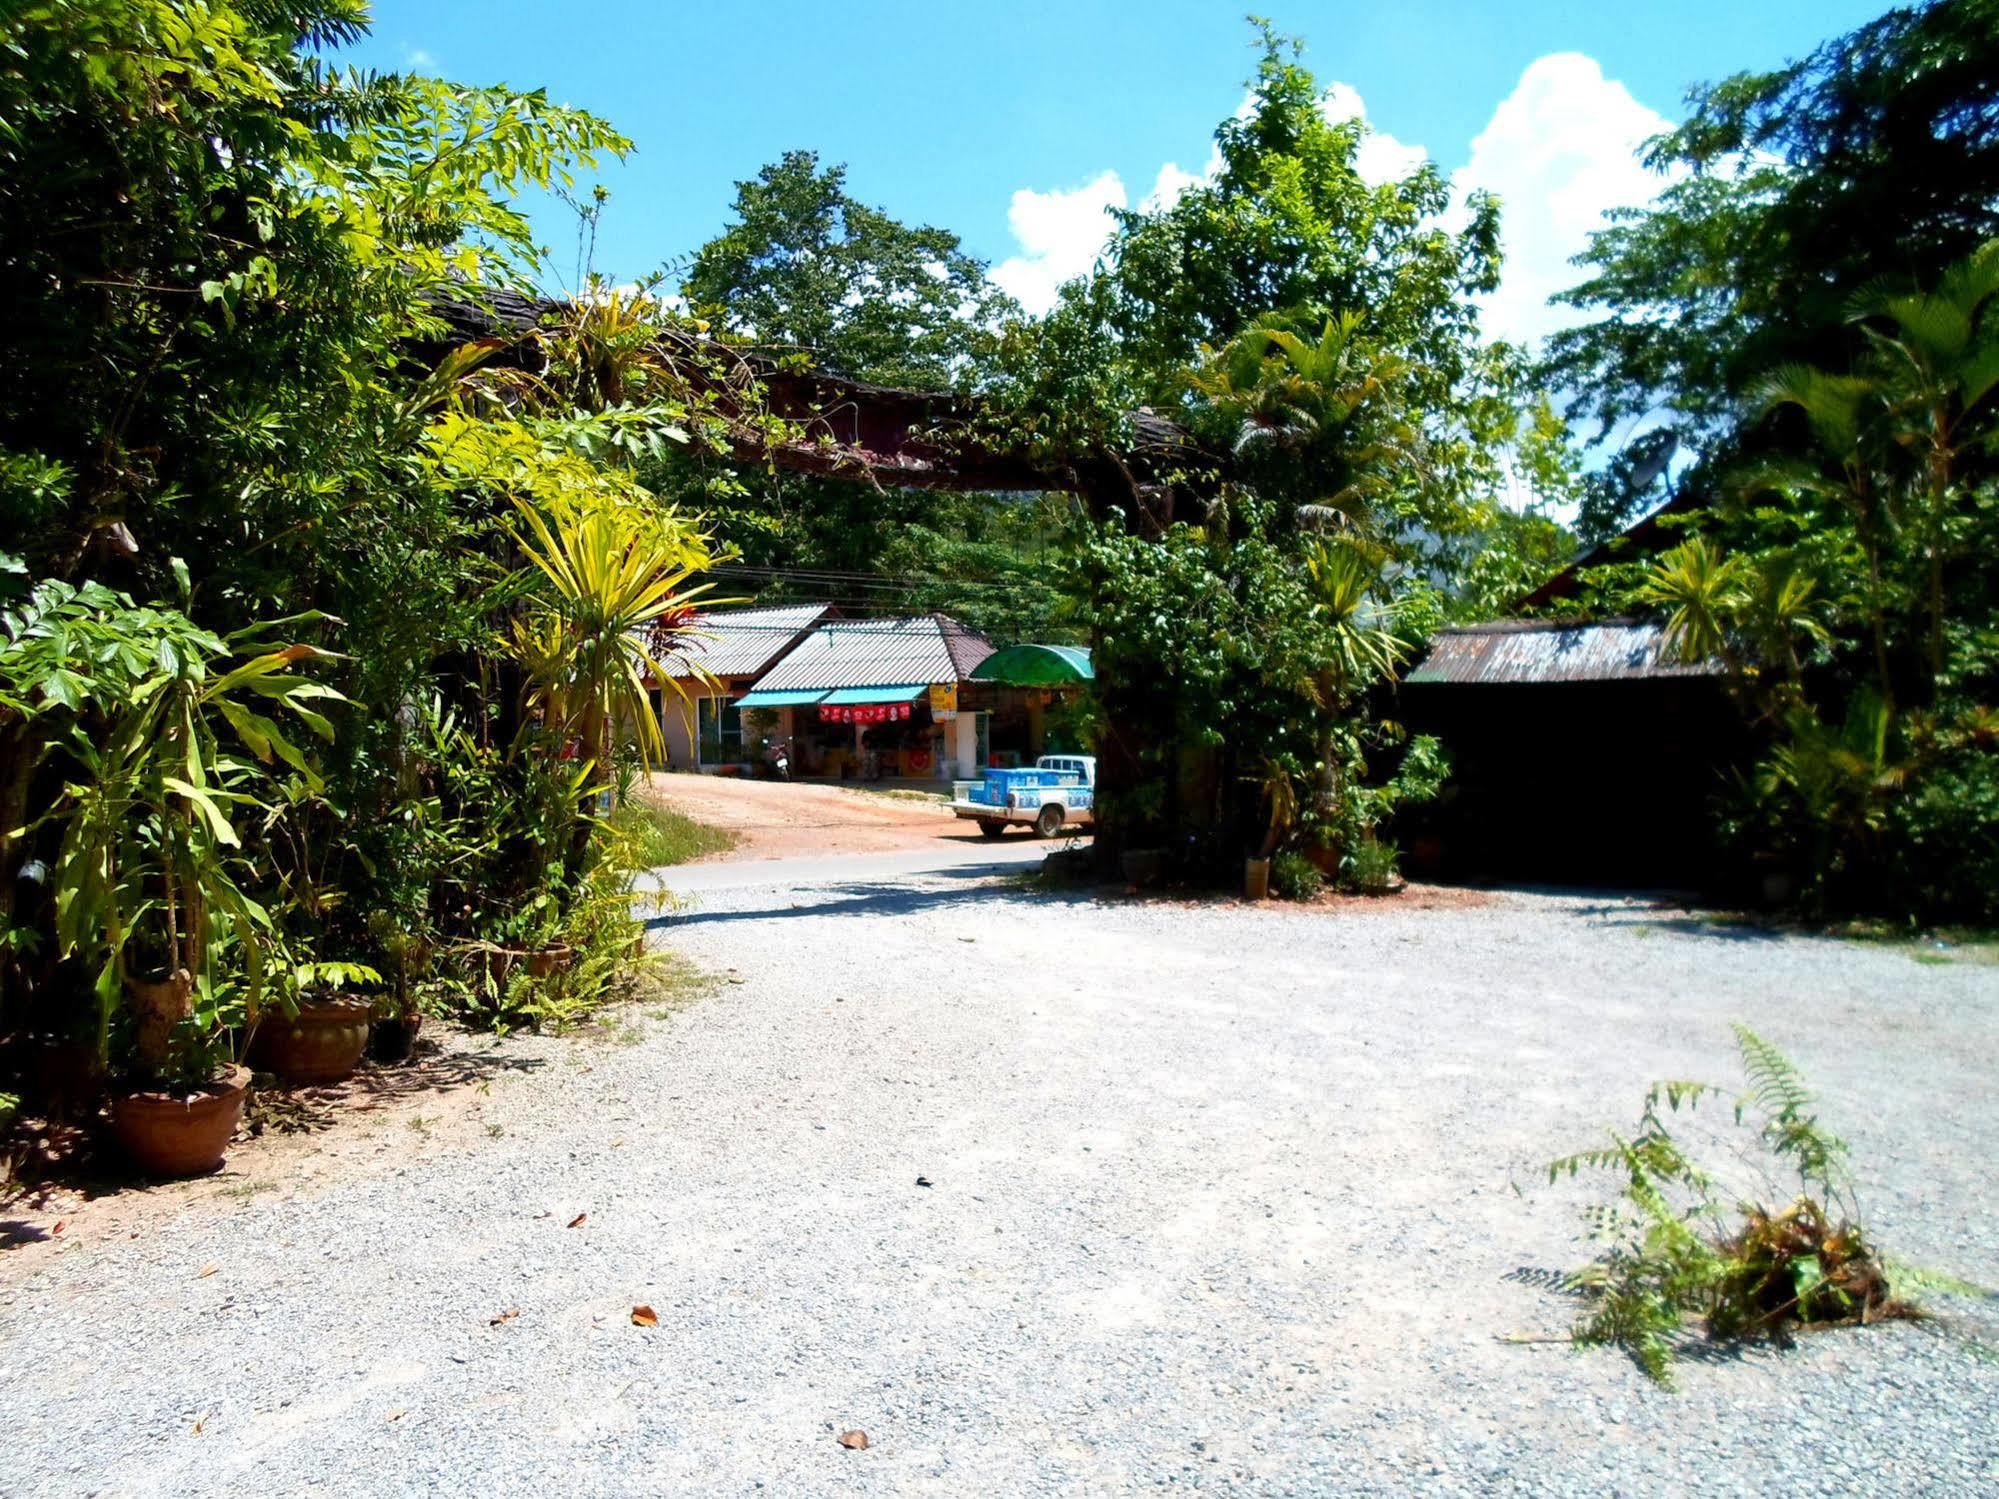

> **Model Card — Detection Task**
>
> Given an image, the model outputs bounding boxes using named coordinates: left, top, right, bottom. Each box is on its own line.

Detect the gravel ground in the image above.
left=2, top=861, right=1996, bottom=1496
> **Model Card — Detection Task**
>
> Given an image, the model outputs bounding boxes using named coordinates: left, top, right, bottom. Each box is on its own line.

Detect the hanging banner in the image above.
left=819, top=702, right=912, bottom=726
left=928, top=682, right=958, bottom=720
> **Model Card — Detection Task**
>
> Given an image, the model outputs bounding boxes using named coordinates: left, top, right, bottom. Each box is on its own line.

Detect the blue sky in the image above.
left=340, top=1, right=1881, bottom=346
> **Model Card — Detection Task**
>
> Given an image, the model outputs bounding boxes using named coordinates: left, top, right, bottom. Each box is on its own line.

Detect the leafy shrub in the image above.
left=1270, top=850, right=1324, bottom=902
left=1344, top=835, right=1400, bottom=895
left=1550, top=1026, right=1913, bottom=1385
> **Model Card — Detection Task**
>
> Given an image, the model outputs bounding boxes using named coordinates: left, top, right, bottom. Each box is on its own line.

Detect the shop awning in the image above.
left=734, top=688, right=829, bottom=708
left=971, top=644, right=1094, bottom=686
left=819, top=684, right=929, bottom=705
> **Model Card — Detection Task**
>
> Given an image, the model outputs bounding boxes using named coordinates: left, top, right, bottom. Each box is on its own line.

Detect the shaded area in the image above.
left=1400, top=678, right=1751, bottom=890
left=0, top=1038, right=547, bottom=1229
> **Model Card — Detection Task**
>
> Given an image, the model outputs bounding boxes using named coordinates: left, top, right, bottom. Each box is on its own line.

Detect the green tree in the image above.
left=1633, top=241, right=1999, bottom=921
left=0, top=0, right=705, bottom=1077
left=682, top=149, right=1016, bottom=388
left=1545, top=0, right=1999, bottom=538
left=1103, top=25, right=1500, bottom=408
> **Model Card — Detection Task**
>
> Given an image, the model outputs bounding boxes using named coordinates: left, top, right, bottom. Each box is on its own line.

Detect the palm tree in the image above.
left=507, top=493, right=720, bottom=875
left=1297, top=537, right=1409, bottom=840
left=1191, top=310, right=1419, bottom=535
left=1846, top=237, right=1999, bottom=675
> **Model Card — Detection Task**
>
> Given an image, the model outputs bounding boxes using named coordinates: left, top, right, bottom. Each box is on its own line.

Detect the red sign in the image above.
left=819, top=702, right=911, bottom=725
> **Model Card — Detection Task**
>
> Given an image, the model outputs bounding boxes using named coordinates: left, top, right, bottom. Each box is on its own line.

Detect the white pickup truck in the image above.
left=951, top=755, right=1096, bottom=839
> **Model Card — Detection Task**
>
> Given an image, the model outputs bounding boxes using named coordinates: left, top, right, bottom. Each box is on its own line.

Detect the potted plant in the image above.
left=41, top=610, right=344, bottom=1174
left=366, top=910, right=432, bottom=1062
left=109, top=989, right=253, bottom=1179
left=52, top=765, right=265, bottom=1173
left=248, top=960, right=380, bottom=1084
left=255, top=779, right=385, bottom=1083
left=1245, top=756, right=1298, bottom=900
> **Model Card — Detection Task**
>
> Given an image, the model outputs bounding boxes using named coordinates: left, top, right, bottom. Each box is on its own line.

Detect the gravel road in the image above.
left=2, top=858, right=1996, bottom=1496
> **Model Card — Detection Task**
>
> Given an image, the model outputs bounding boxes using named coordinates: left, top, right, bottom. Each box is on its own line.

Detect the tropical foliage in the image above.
left=986, top=28, right=1577, bottom=882
left=0, top=0, right=735, bottom=1108
left=1618, top=239, right=1999, bottom=921
left=1551, top=1027, right=1912, bottom=1386
left=1546, top=2, right=1999, bottom=924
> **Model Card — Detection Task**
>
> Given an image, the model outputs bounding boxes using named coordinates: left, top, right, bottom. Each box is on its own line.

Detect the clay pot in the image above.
left=526, top=942, right=573, bottom=979
left=249, top=997, right=373, bottom=1084
left=110, top=1065, right=250, bottom=1177
left=369, top=1010, right=424, bottom=1063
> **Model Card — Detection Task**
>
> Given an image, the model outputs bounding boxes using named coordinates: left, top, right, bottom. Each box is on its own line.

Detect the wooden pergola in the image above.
left=427, top=286, right=1218, bottom=531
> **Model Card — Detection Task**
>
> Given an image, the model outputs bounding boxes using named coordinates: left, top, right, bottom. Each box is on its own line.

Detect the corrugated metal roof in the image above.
left=1406, top=619, right=1722, bottom=685
left=657, top=604, right=832, bottom=681
left=749, top=615, right=995, bottom=693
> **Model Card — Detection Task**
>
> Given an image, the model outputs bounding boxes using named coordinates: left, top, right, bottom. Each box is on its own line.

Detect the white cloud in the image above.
left=989, top=55, right=1671, bottom=344
left=990, top=170, right=1127, bottom=315
left=1319, top=83, right=1429, bottom=186
left=1453, top=53, right=1676, bottom=349
left=403, top=46, right=435, bottom=69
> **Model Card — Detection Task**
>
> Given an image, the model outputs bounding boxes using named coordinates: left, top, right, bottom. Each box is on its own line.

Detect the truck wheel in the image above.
left=1034, top=803, right=1065, bottom=838
left=976, top=818, right=1007, bottom=839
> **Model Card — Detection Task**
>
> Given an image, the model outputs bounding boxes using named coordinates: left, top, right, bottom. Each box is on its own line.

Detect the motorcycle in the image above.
left=759, top=738, right=792, bottom=782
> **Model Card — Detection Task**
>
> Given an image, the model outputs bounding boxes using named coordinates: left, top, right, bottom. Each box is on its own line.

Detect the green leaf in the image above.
left=162, top=776, right=242, bottom=847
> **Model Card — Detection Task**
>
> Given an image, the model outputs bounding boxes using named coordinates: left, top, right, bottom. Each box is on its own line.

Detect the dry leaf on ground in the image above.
left=490, top=1307, right=519, bottom=1326
left=631, top=1304, right=658, bottom=1327
left=567, top=1212, right=587, bottom=1229
left=838, top=1429, right=869, bottom=1450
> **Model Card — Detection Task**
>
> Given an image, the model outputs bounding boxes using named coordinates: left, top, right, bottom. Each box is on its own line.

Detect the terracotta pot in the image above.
left=111, top=1065, right=250, bottom=1177
left=526, top=942, right=573, bottom=979
left=249, top=997, right=373, bottom=1084
left=369, top=1010, right=424, bottom=1063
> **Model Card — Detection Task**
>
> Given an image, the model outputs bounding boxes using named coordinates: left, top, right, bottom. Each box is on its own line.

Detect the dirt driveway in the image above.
left=640, top=771, right=993, bottom=861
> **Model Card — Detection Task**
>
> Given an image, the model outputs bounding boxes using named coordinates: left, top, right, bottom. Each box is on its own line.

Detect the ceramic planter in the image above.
left=1244, top=856, right=1272, bottom=900
left=368, top=1009, right=424, bottom=1063
left=110, top=1065, right=250, bottom=1177
left=249, top=997, right=373, bottom=1084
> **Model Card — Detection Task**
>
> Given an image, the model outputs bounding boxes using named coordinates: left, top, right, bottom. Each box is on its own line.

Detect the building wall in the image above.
left=948, top=713, right=982, bottom=777
left=658, top=679, right=752, bottom=771
left=660, top=686, right=702, bottom=770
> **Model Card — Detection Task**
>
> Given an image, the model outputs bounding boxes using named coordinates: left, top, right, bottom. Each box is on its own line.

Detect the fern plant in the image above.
left=1549, top=1026, right=1912, bottom=1385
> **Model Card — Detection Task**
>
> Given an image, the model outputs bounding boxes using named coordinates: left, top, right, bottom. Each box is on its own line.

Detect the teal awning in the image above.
left=820, top=684, right=929, bottom=706
left=971, top=644, right=1094, bottom=686
left=735, top=688, right=829, bottom=708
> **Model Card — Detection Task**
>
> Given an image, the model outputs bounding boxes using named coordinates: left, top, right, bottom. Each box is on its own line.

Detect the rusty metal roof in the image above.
left=1405, top=619, right=1721, bottom=685
left=656, top=604, right=832, bottom=681
left=749, top=614, right=995, bottom=693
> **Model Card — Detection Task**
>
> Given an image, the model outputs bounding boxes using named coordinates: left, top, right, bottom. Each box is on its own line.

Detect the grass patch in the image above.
left=842, top=785, right=950, bottom=805
left=609, top=799, right=738, bottom=868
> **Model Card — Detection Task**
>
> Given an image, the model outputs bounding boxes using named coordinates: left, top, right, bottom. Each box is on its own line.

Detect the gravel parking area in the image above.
left=2, top=859, right=1996, bottom=1496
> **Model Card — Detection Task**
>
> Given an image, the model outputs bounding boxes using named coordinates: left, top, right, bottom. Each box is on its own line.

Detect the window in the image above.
left=697, top=696, right=744, bottom=758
